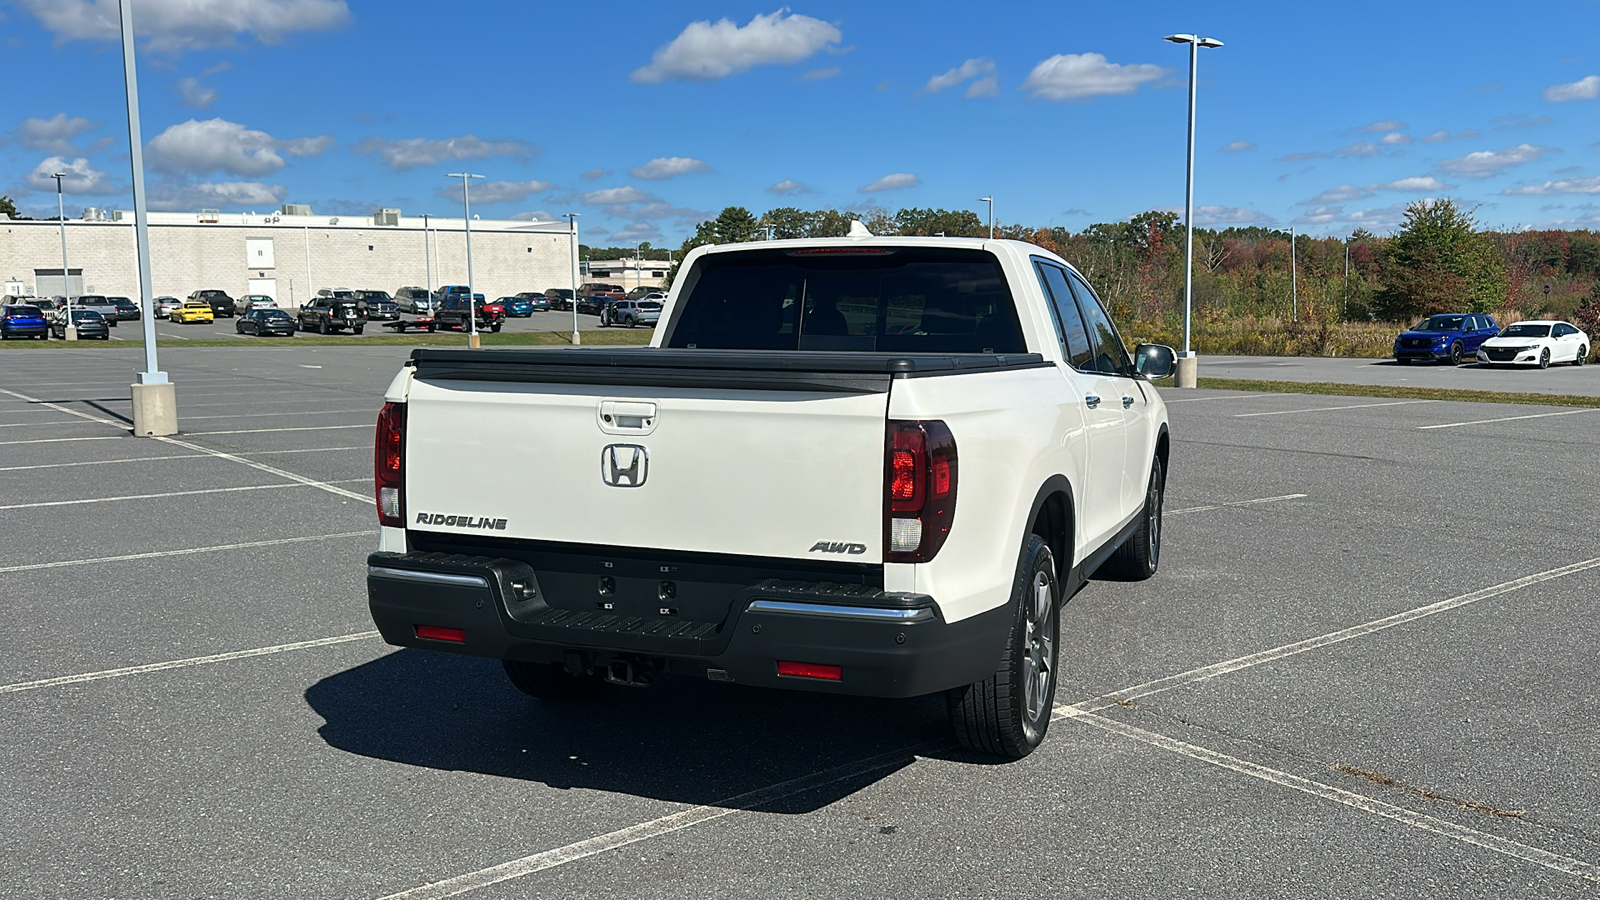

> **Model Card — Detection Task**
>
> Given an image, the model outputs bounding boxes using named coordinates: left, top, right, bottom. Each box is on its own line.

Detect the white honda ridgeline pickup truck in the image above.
left=367, top=233, right=1175, bottom=758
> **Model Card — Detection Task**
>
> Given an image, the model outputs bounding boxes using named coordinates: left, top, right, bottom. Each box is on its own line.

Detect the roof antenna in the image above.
left=847, top=219, right=873, bottom=238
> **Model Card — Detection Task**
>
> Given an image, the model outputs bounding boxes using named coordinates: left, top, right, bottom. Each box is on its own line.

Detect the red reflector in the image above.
left=933, top=457, right=951, bottom=496
left=415, top=625, right=465, bottom=643
left=777, top=660, right=842, bottom=681
left=890, top=450, right=918, bottom=500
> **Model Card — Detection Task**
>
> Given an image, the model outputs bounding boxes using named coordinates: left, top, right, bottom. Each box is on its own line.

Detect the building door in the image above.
left=34, top=268, right=83, bottom=298
left=247, top=278, right=278, bottom=303
left=245, top=238, right=276, bottom=270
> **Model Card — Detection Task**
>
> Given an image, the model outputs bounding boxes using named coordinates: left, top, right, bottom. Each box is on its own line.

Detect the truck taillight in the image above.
left=374, top=402, right=406, bottom=528
left=884, top=420, right=957, bottom=563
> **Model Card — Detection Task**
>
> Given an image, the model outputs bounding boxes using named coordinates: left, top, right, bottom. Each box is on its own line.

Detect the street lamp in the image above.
left=119, top=0, right=173, bottom=434
left=978, top=196, right=994, bottom=239
left=421, top=213, right=432, bottom=299
left=50, top=173, right=77, bottom=341
left=564, top=213, right=580, bottom=345
left=446, top=173, right=484, bottom=347
left=1164, top=32, right=1223, bottom=388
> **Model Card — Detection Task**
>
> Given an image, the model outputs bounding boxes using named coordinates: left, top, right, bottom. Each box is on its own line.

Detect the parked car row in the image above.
left=0, top=303, right=115, bottom=340
left=1394, top=314, right=1591, bottom=368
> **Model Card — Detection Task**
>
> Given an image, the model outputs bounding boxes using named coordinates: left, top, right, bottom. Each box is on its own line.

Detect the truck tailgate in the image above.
left=404, top=373, right=890, bottom=563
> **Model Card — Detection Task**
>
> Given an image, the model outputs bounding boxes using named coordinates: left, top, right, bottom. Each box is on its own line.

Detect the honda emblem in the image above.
left=601, top=444, right=648, bottom=487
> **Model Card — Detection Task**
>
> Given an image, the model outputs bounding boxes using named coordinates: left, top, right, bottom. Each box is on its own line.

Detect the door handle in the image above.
left=1085, top=395, right=1100, bottom=409
left=1122, top=396, right=1135, bottom=409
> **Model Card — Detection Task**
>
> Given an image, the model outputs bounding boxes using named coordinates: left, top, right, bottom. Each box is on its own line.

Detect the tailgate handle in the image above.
left=599, top=400, right=658, bottom=430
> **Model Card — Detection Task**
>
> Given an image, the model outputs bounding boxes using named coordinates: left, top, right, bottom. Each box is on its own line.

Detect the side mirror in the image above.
left=1134, top=343, right=1177, bottom=379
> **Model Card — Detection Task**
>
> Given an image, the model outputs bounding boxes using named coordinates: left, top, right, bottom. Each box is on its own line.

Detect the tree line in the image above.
left=655, top=200, right=1600, bottom=339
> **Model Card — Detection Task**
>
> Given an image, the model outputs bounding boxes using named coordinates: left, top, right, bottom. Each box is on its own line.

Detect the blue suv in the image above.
left=1, top=304, right=49, bottom=340
left=1394, top=313, right=1499, bottom=365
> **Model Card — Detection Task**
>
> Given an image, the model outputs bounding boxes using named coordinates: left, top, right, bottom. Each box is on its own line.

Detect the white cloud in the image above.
left=508, top=210, right=558, bottom=222
left=921, top=58, right=994, bottom=94
left=767, top=179, right=811, bottom=195
left=434, top=179, right=554, bottom=205
left=147, top=118, right=281, bottom=176
left=631, top=9, right=841, bottom=83
left=278, top=135, right=334, bottom=157
left=1436, top=143, right=1556, bottom=178
left=1502, top=176, right=1600, bottom=196
left=1021, top=53, right=1164, bottom=100
left=581, top=168, right=610, bottom=181
left=16, top=0, right=350, bottom=52
left=1491, top=113, right=1552, bottom=131
left=353, top=134, right=538, bottom=171
left=1193, top=206, right=1275, bottom=226
left=1219, top=140, right=1255, bottom=153
left=1336, top=141, right=1382, bottom=158
left=1299, top=176, right=1456, bottom=206
left=26, top=156, right=118, bottom=194
left=1304, top=184, right=1374, bottom=205
left=1544, top=75, right=1600, bottom=102
left=1422, top=129, right=1478, bottom=143
left=176, top=77, right=217, bottom=108
left=611, top=222, right=664, bottom=243
left=580, top=186, right=659, bottom=207
left=1293, top=203, right=1412, bottom=230
left=1384, top=176, right=1453, bottom=191
left=966, top=75, right=1000, bottom=98
left=146, top=179, right=288, bottom=211
left=1357, top=120, right=1407, bottom=132
left=15, top=113, right=99, bottom=154
left=629, top=157, right=711, bottom=180
left=1378, top=131, right=1411, bottom=146
left=859, top=173, right=919, bottom=193
left=801, top=67, right=840, bottom=81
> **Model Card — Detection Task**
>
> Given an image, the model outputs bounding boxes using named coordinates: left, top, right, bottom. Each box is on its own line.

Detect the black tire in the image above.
left=490, top=322, right=501, bottom=333
left=1575, top=345, right=1588, bottom=366
left=354, top=326, right=364, bottom=335
left=319, top=318, right=330, bottom=336
left=1100, top=456, right=1165, bottom=581
left=624, top=316, right=636, bottom=328
left=1539, top=348, right=1550, bottom=369
left=947, top=535, right=1059, bottom=759
left=503, top=660, right=606, bottom=701
left=1447, top=342, right=1463, bottom=365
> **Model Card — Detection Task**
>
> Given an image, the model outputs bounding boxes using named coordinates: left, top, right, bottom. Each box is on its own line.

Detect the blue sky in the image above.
left=3, top=0, right=1598, bottom=244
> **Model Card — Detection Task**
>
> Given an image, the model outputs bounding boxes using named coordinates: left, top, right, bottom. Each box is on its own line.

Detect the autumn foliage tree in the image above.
left=1375, top=199, right=1506, bottom=319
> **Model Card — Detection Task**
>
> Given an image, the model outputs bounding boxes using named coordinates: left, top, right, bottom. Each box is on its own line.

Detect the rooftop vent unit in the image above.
left=375, top=208, right=401, bottom=227
left=281, top=203, right=312, bottom=217
left=198, top=209, right=220, bottom=223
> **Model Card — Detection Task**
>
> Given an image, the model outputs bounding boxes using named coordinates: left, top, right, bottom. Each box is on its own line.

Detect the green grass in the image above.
left=1190, top=377, right=1600, bottom=409
left=0, top=329, right=654, bottom=349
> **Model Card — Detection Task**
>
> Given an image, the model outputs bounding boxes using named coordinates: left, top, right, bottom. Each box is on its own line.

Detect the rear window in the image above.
left=666, top=247, right=1025, bottom=353
left=7, top=305, right=42, bottom=315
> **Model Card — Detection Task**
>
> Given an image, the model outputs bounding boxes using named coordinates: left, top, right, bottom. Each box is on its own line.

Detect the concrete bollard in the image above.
left=131, top=381, right=177, bottom=436
left=1175, top=352, right=1198, bottom=389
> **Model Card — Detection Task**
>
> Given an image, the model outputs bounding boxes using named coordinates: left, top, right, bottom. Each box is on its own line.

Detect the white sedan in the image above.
left=1477, top=320, right=1590, bottom=368
left=154, top=296, right=182, bottom=319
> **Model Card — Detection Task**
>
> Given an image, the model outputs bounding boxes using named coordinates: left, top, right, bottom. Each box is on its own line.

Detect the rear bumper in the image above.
left=366, top=550, right=1008, bottom=698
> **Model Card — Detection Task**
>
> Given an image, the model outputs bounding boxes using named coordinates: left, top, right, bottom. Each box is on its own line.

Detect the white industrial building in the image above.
left=0, top=206, right=576, bottom=305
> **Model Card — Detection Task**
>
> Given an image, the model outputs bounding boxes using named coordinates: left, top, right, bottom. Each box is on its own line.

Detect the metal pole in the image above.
left=447, top=173, right=484, bottom=347
left=422, top=213, right=432, bottom=299
left=1291, top=227, right=1298, bottom=322
left=564, top=213, right=580, bottom=345
left=303, top=224, right=311, bottom=306
left=1343, top=237, right=1350, bottom=321
left=1182, top=40, right=1197, bottom=355
left=979, top=197, right=994, bottom=239
left=53, top=174, right=78, bottom=341
left=120, top=0, right=174, bottom=436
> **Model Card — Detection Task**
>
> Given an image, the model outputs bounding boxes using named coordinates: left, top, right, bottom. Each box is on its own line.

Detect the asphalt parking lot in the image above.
left=2, top=345, right=1598, bottom=898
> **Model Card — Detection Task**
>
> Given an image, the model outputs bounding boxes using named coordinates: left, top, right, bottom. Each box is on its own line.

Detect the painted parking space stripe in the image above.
left=184, top=424, right=370, bottom=435
left=153, top=435, right=371, bottom=500
left=0, top=479, right=367, bottom=510
left=0, top=435, right=123, bottom=447
left=1167, top=493, right=1307, bottom=515
left=0, top=630, right=380, bottom=695
left=1417, top=407, right=1600, bottom=430
left=1078, top=714, right=1599, bottom=884
left=0, top=530, right=373, bottom=575
left=0, top=454, right=206, bottom=472
left=179, top=409, right=374, bottom=422
left=1234, top=399, right=1436, bottom=418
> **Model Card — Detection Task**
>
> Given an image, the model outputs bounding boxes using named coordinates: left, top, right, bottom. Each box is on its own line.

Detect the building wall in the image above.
left=0, top=218, right=576, bottom=304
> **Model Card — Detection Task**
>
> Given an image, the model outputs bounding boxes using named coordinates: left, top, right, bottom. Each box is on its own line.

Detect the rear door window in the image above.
left=1066, top=272, right=1133, bottom=376
left=666, top=247, right=1025, bottom=353
left=1033, top=261, right=1095, bottom=370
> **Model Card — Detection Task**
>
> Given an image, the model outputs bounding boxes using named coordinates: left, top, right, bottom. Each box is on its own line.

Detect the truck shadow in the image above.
left=305, top=649, right=953, bottom=812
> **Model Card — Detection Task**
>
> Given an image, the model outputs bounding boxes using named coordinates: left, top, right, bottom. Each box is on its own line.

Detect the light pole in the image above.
left=564, top=213, right=580, bottom=345
left=446, top=173, right=484, bottom=347
left=119, top=0, right=173, bottom=433
left=51, top=173, right=77, bottom=341
left=421, top=213, right=432, bottom=300
left=1343, top=235, right=1350, bottom=321
left=763, top=224, right=776, bottom=241
left=978, top=196, right=994, bottom=238
left=1291, top=226, right=1298, bottom=322
left=1164, top=32, right=1223, bottom=388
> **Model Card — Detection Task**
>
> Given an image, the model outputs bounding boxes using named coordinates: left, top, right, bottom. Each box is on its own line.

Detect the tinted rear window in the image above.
left=666, top=247, right=1024, bottom=353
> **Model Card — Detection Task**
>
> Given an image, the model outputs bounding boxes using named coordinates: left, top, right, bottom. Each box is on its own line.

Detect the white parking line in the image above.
left=1168, top=493, right=1307, bottom=515
left=0, top=631, right=380, bottom=695
left=0, top=454, right=205, bottom=472
left=1056, top=554, right=1600, bottom=717
left=184, top=424, right=370, bottom=435
left=1079, top=714, right=1599, bottom=884
left=373, top=745, right=924, bottom=900
left=0, top=435, right=123, bottom=446
left=153, top=435, right=371, bottom=501
left=1163, top=394, right=1262, bottom=404
left=1234, top=399, right=1436, bottom=418
left=0, top=387, right=122, bottom=427
left=0, top=530, right=373, bottom=575
left=1417, top=408, right=1600, bottom=430
left=180, top=409, right=374, bottom=422
left=0, top=419, right=96, bottom=428
left=0, top=479, right=367, bottom=510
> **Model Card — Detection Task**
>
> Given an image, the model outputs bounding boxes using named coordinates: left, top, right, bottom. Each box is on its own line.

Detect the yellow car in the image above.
left=172, top=300, right=214, bottom=324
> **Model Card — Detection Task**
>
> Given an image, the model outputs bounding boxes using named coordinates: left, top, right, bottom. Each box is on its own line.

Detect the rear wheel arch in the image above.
left=1024, top=475, right=1075, bottom=587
